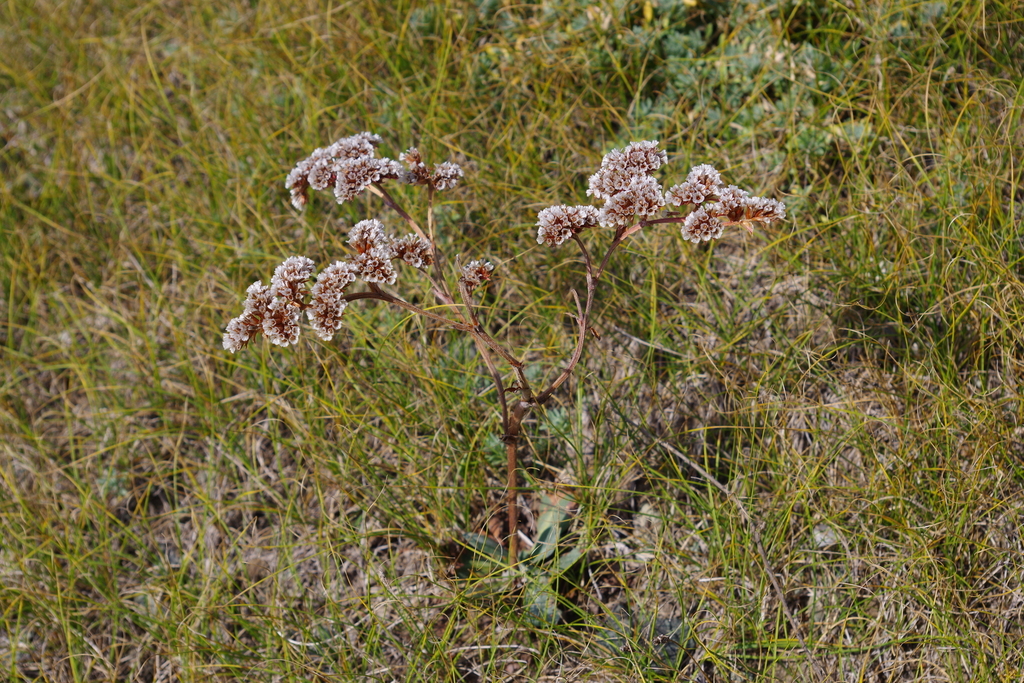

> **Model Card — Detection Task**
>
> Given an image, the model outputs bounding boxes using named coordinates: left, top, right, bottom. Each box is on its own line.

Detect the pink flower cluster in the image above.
left=223, top=223, right=433, bottom=351
left=536, top=141, right=786, bottom=246
left=400, top=148, right=464, bottom=191
left=459, top=260, right=494, bottom=292
left=587, top=141, right=668, bottom=228
left=536, top=205, right=600, bottom=246
left=284, top=134, right=464, bottom=211
left=666, top=170, right=786, bottom=243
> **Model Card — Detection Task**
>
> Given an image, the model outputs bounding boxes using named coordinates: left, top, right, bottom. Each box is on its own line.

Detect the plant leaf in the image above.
left=522, top=573, right=562, bottom=626
left=525, top=491, right=575, bottom=563
left=556, top=546, right=583, bottom=571
left=456, top=531, right=507, bottom=577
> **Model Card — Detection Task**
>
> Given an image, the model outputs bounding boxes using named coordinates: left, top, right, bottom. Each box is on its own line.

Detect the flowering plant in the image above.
left=224, top=132, right=785, bottom=561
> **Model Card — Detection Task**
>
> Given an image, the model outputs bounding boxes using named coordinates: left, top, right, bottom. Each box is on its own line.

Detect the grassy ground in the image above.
left=2, top=0, right=1024, bottom=681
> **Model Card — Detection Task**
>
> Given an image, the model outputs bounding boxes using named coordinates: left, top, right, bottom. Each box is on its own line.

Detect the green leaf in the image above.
left=457, top=531, right=507, bottom=576
left=522, top=573, right=562, bottom=626
left=524, top=492, right=575, bottom=563
left=556, top=546, right=583, bottom=572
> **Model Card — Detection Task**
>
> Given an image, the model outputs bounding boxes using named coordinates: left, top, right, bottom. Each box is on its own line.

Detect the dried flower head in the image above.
left=393, top=234, right=434, bottom=269
left=354, top=246, right=398, bottom=285
left=707, top=195, right=786, bottom=233
left=262, top=296, right=302, bottom=347
left=431, top=162, right=463, bottom=191
left=536, top=205, right=601, bottom=247
left=270, top=256, right=315, bottom=304
left=666, top=164, right=723, bottom=206
left=587, top=140, right=668, bottom=200
left=348, top=219, right=391, bottom=255
left=334, top=157, right=403, bottom=203
left=400, top=147, right=431, bottom=185
left=327, top=131, right=382, bottom=160
left=459, top=260, right=494, bottom=291
left=400, top=147, right=422, bottom=166
left=285, top=160, right=313, bottom=210
left=706, top=185, right=750, bottom=221
left=597, top=176, right=665, bottom=228
left=619, top=140, right=668, bottom=173
left=307, top=158, right=335, bottom=191
left=286, top=132, right=384, bottom=210
left=308, top=261, right=359, bottom=341
left=680, top=206, right=724, bottom=243
left=223, top=281, right=272, bottom=352
left=739, top=196, right=787, bottom=226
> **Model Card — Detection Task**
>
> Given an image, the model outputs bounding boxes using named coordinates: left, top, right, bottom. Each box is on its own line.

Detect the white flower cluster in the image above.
left=308, top=261, right=358, bottom=341
left=586, top=140, right=667, bottom=200
left=222, top=281, right=272, bottom=353
left=399, top=147, right=464, bottom=191
left=393, top=234, right=434, bottom=269
left=536, top=204, right=600, bottom=246
left=285, top=132, right=386, bottom=210
left=333, top=156, right=403, bottom=203
left=535, top=141, right=787, bottom=247
left=588, top=141, right=668, bottom=228
left=673, top=183, right=787, bottom=243
left=223, top=223, right=434, bottom=351
left=285, top=134, right=463, bottom=210
left=665, top=164, right=721, bottom=206
left=459, top=260, right=494, bottom=292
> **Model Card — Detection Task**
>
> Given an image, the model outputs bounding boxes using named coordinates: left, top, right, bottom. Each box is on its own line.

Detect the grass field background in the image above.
left=2, top=0, right=1023, bottom=681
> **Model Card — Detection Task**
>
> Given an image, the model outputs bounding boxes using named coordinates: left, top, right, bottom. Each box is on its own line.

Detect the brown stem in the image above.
left=475, top=337, right=509, bottom=434
left=640, top=214, right=689, bottom=227
left=535, top=227, right=628, bottom=404
left=506, top=437, right=519, bottom=564
left=479, top=331, right=534, bottom=401
left=457, top=277, right=483, bottom=329
left=455, top=272, right=536, bottom=564
left=344, top=289, right=473, bottom=331
left=456, top=278, right=511, bottom=430
left=368, top=183, right=428, bottom=242
left=457, top=269, right=535, bottom=403
left=503, top=401, right=528, bottom=564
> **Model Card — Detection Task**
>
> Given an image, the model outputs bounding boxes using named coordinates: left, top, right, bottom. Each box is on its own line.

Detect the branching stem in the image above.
left=368, top=183, right=428, bottom=242
left=343, top=290, right=472, bottom=331
left=535, top=224, right=629, bottom=404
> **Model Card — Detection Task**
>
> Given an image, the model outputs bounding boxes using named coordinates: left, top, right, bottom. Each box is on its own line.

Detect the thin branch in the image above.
left=536, top=227, right=628, bottom=404
left=368, top=183, right=429, bottom=241
left=503, top=400, right=529, bottom=564
left=474, top=336, right=509, bottom=432
left=458, top=277, right=510, bottom=430
left=477, top=329, right=534, bottom=402
left=457, top=277, right=483, bottom=329
left=344, top=289, right=473, bottom=331
left=454, top=266, right=536, bottom=402
left=424, top=185, right=461, bottom=308
left=641, top=214, right=689, bottom=227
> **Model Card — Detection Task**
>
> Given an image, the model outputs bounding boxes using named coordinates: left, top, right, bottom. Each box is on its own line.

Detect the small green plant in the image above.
left=222, top=132, right=785, bottom=571
left=451, top=489, right=581, bottom=625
